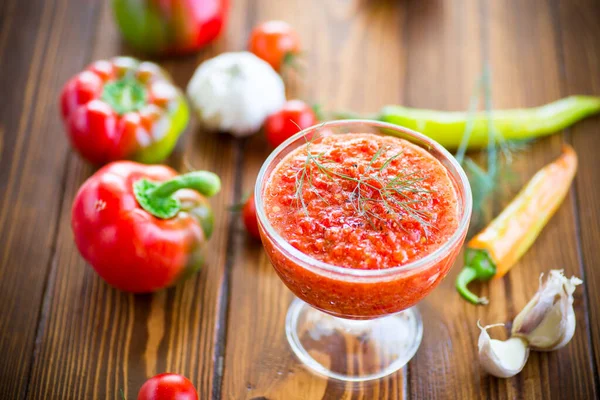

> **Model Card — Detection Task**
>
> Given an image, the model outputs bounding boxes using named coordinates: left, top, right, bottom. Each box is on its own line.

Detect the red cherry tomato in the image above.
left=248, top=20, right=301, bottom=71
left=265, top=100, right=318, bottom=148
left=138, top=373, right=198, bottom=400
left=243, top=194, right=260, bottom=239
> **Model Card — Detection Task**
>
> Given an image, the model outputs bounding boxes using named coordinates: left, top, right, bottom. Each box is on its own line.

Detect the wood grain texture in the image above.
left=402, top=1, right=484, bottom=399
left=23, top=1, right=244, bottom=399
left=0, top=0, right=101, bottom=396
left=485, top=1, right=595, bottom=398
left=221, top=1, right=408, bottom=399
left=555, top=0, right=600, bottom=390
left=0, top=0, right=598, bottom=399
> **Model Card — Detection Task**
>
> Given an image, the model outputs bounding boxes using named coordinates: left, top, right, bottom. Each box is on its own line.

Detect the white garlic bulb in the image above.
left=477, top=270, right=582, bottom=379
left=186, top=52, right=286, bottom=137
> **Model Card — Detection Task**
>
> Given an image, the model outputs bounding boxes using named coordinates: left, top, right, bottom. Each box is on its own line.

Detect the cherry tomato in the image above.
left=138, top=373, right=198, bottom=400
left=248, top=20, right=301, bottom=71
left=265, top=100, right=318, bottom=148
left=243, top=194, right=260, bottom=239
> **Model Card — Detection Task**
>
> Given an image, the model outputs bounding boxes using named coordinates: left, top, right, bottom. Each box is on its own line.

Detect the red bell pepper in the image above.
left=60, top=57, right=189, bottom=165
left=71, top=161, right=220, bottom=293
left=113, top=0, right=229, bottom=56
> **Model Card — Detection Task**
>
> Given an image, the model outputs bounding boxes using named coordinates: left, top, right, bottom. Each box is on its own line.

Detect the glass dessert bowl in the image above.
left=255, top=120, right=472, bottom=382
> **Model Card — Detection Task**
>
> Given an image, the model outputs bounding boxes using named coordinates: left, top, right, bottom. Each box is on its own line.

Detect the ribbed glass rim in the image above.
left=254, top=120, right=472, bottom=278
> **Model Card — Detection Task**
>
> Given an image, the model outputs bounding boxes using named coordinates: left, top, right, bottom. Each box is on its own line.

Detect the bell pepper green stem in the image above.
left=456, top=248, right=497, bottom=305
left=134, top=171, right=221, bottom=219
left=101, top=77, right=147, bottom=115
left=151, top=171, right=221, bottom=198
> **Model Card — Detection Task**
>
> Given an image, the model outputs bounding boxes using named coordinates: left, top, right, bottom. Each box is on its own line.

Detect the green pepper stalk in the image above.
left=134, top=171, right=221, bottom=220
left=337, top=96, right=600, bottom=149
left=456, top=248, right=497, bottom=304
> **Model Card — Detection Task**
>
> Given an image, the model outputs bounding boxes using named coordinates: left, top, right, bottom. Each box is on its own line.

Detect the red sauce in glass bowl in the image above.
left=259, top=133, right=465, bottom=319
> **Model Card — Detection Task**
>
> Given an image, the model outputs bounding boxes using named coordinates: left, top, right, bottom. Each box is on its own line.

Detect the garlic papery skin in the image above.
left=511, top=270, right=582, bottom=351
left=478, top=322, right=529, bottom=378
left=186, top=52, right=285, bottom=137
left=551, top=306, right=576, bottom=351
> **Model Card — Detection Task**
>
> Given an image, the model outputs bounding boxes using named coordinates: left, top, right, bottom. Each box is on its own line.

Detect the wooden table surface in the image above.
left=1, top=0, right=599, bottom=399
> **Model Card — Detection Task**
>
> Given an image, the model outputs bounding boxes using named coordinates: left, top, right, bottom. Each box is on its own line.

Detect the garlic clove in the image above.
left=478, top=322, right=529, bottom=378
left=511, top=270, right=582, bottom=351
left=514, top=294, right=566, bottom=349
left=544, top=303, right=576, bottom=351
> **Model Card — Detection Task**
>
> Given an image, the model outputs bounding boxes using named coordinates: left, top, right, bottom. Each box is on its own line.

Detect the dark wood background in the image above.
left=1, top=0, right=599, bottom=399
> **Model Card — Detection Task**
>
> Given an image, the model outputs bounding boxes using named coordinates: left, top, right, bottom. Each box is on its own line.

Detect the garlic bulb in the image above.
left=511, top=270, right=582, bottom=351
left=478, top=322, right=529, bottom=378
left=477, top=270, right=582, bottom=379
left=186, top=52, right=286, bottom=137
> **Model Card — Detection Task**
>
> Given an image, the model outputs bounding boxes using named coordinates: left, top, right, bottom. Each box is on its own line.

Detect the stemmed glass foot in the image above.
left=285, top=298, right=423, bottom=382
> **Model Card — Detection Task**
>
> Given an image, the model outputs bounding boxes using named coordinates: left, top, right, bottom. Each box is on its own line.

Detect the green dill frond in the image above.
left=293, top=138, right=435, bottom=229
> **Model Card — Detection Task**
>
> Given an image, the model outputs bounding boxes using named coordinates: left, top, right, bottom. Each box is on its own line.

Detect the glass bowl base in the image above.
left=285, top=298, right=423, bottom=382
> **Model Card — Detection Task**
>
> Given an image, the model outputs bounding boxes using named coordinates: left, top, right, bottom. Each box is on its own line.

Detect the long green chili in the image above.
left=368, top=95, right=600, bottom=149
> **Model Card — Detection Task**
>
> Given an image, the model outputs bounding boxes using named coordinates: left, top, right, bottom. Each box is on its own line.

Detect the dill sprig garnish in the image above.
left=293, top=135, right=434, bottom=230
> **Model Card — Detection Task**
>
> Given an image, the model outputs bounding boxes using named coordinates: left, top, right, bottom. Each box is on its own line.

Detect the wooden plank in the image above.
left=0, top=0, right=102, bottom=397
left=485, top=3, right=563, bottom=398
left=221, top=1, right=408, bottom=399
left=404, top=0, right=597, bottom=399
left=555, top=0, right=600, bottom=391
left=402, top=2, right=485, bottom=399
left=486, top=1, right=595, bottom=398
left=24, top=1, right=246, bottom=399
left=0, top=0, right=596, bottom=398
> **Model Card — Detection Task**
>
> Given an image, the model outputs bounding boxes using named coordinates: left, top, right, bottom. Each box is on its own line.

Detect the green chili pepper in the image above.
left=344, top=96, right=600, bottom=149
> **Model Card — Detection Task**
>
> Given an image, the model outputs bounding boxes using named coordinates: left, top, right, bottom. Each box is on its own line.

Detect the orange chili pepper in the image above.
left=456, top=145, right=578, bottom=304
